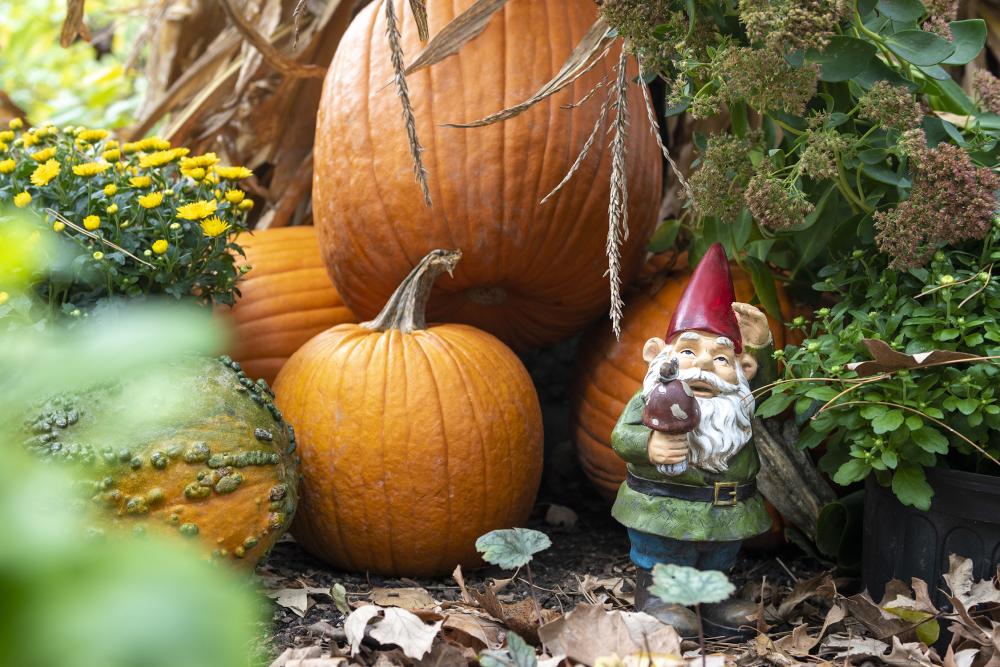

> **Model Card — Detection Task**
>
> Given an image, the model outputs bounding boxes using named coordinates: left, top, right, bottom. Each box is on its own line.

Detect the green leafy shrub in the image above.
left=762, top=227, right=1000, bottom=510
left=0, top=120, right=256, bottom=321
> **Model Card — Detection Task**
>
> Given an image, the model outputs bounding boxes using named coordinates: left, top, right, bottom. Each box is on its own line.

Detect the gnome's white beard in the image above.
left=643, top=351, right=754, bottom=473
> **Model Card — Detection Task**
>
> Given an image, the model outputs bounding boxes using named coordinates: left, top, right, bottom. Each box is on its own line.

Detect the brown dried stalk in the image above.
left=386, top=0, right=433, bottom=207
left=60, top=0, right=91, bottom=47
left=218, top=0, right=326, bottom=78
left=45, top=209, right=154, bottom=268
left=540, top=86, right=613, bottom=204
left=562, top=75, right=608, bottom=110
left=408, top=0, right=430, bottom=42
left=404, top=0, right=511, bottom=75
left=607, top=49, right=630, bottom=339
left=638, top=72, right=691, bottom=200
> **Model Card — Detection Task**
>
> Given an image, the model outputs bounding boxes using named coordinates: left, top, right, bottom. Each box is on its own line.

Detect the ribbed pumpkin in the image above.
left=571, top=260, right=793, bottom=500
left=222, top=227, right=355, bottom=384
left=21, top=356, right=299, bottom=569
left=274, top=250, right=543, bottom=576
left=313, top=0, right=662, bottom=350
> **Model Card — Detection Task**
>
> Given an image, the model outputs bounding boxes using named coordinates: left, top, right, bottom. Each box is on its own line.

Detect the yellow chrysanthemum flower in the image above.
left=139, top=137, right=171, bottom=152
left=52, top=221, right=65, bottom=232
left=92, top=251, right=104, bottom=260
left=106, top=203, right=119, bottom=214
left=214, top=165, right=253, bottom=180
left=77, top=129, right=110, bottom=143
left=0, top=130, right=14, bottom=142
left=30, top=159, right=60, bottom=187
left=103, top=183, right=117, bottom=196
left=101, top=149, right=121, bottom=161
left=73, top=162, right=111, bottom=177
left=181, top=166, right=207, bottom=181
left=30, top=147, right=56, bottom=162
left=21, top=133, right=39, bottom=147
left=138, top=191, right=164, bottom=209
left=151, top=239, right=169, bottom=255
left=224, top=189, right=245, bottom=204
left=0, top=142, right=7, bottom=152
left=13, top=191, right=31, bottom=207
left=180, top=152, right=219, bottom=170
left=105, top=139, right=119, bottom=149
left=0, top=159, right=15, bottom=174
left=129, top=175, right=152, bottom=188
left=138, top=148, right=187, bottom=169
left=176, top=199, right=217, bottom=220
left=9, top=118, right=23, bottom=130
left=122, top=141, right=142, bottom=154
left=200, top=216, right=230, bottom=238
left=238, top=198, right=254, bottom=211
left=83, top=215, right=100, bottom=231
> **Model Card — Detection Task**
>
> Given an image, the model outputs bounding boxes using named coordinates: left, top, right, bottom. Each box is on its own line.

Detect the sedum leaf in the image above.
left=475, top=528, right=551, bottom=570
left=649, top=564, right=735, bottom=606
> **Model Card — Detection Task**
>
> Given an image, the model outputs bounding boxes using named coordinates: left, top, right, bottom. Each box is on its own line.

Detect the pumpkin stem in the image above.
left=362, top=249, right=462, bottom=333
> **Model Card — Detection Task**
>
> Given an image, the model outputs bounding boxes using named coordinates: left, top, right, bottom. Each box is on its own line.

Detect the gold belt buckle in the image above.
left=713, top=481, right=739, bottom=507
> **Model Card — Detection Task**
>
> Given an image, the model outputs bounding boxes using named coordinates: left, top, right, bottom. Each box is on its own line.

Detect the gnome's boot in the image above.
left=634, top=568, right=699, bottom=637
left=700, top=598, right=757, bottom=638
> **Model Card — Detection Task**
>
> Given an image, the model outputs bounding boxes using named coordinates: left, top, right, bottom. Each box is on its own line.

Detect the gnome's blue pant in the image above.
left=628, top=528, right=741, bottom=572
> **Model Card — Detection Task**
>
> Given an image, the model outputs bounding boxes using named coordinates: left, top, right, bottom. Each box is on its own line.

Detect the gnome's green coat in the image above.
left=610, top=344, right=775, bottom=542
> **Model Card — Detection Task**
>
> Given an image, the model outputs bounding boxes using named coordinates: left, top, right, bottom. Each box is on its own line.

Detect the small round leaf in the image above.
left=475, top=528, right=551, bottom=570
left=648, top=564, right=735, bottom=606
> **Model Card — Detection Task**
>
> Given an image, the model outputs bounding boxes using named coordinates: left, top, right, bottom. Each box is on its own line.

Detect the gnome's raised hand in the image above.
left=732, top=302, right=771, bottom=349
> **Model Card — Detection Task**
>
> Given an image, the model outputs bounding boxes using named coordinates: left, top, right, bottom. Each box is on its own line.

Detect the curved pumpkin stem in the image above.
left=362, top=249, right=462, bottom=333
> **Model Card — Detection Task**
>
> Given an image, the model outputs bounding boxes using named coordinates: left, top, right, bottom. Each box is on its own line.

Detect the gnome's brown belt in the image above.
left=626, top=472, right=756, bottom=507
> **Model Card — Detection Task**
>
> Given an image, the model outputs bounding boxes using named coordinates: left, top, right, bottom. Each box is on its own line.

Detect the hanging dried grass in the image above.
left=385, top=0, right=433, bottom=207
left=606, top=49, right=631, bottom=339
left=639, top=74, right=691, bottom=199
left=540, top=87, right=613, bottom=204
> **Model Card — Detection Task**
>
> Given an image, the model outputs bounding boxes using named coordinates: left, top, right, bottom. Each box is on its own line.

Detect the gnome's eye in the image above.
left=679, top=349, right=696, bottom=356
left=714, top=356, right=729, bottom=365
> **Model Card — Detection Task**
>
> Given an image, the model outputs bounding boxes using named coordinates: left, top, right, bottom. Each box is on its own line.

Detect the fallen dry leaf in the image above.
left=539, top=604, right=681, bottom=666
left=270, top=646, right=347, bottom=667
left=823, top=633, right=891, bottom=659
left=346, top=605, right=381, bottom=656
left=370, top=587, right=439, bottom=611
left=266, top=588, right=313, bottom=617
left=370, top=607, right=443, bottom=660
left=442, top=611, right=505, bottom=650
left=943, top=555, right=1000, bottom=609
left=943, top=645, right=980, bottom=667
left=775, top=573, right=836, bottom=621
left=884, top=635, right=938, bottom=667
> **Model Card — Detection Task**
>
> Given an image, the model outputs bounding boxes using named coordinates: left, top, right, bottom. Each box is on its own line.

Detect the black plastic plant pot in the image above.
left=863, top=468, right=1000, bottom=607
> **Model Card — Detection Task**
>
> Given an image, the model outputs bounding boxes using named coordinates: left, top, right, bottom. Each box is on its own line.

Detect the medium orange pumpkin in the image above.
left=273, top=249, right=543, bottom=576
left=571, top=259, right=792, bottom=500
left=313, top=0, right=662, bottom=350
left=222, top=227, right=355, bottom=384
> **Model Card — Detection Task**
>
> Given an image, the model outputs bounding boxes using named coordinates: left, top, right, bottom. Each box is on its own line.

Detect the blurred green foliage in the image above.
left=0, top=214, right=267, bottom=667
left=0, top=0, right=145, bottom=128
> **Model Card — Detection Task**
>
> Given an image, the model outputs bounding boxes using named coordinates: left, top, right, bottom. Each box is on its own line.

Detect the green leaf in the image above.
left=507, top=633, right=537, bottom=667
left=475, top=528, right=551, bottom=570
left=648, top=220, right=681, bottom=253
left=649, top=564, right=735, bottom=606
left=881, top=449, right=899, bottom=468
left=872, top=409, right=905, bottom=434
left=805, top=386, right=840, bottom=401
left=743, top=256, right=785, bottom=323
left=757, top=391, right=795, bottom=418
left=884, top=607, right=940, bottom=645
left=877, top=0, right=925, bottom=23
left=834, top=458, right=872, bottom=485
left=806, top=36, right=877, bottom=82
left=957, top=397, right=979, bottom=415
left=884, top=30, right=955, bottom=66
left=892, top=464, right=933, bottom=510
left=942, top=20, right=987, bottom=65
left=330, top=583, right=351, bottom=615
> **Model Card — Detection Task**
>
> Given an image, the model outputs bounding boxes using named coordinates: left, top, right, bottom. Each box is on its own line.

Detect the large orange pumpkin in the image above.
left=223, top=227, right=355, bottom=384
left=571, top=259, right=793, bottom=500
left=274, top=250, right=543, bottom=576
left=313, top=0, right=662, bottom=350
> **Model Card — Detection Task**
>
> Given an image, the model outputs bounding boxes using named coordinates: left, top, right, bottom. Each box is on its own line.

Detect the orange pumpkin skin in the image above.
left=223, top=227, right=355, bottom=384
left=274, top=255, right=543, bottom=576
left=571, top=263, right=791, bottom=500
left=313, top=0, right=662, bottom=350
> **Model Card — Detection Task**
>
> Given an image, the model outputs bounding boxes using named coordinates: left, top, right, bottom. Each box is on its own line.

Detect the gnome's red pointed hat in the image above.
left=666, top=242, right=742, bottom=353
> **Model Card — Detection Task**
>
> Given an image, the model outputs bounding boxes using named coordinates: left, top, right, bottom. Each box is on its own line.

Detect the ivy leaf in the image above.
left=892, top=464, right=933, bottom=510
left=871, top=409, right=905, bottom=434
left=475, top=528, right=551, bottom=570
left=649, top=564, right=734, bottom=606
left=834, top=458, right=872, bottom=485
left=884, top=30, right=956, bottom=66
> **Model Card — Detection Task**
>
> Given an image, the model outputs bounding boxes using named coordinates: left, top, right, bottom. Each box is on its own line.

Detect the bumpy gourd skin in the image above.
left=21, top=356, right=299, bottom=569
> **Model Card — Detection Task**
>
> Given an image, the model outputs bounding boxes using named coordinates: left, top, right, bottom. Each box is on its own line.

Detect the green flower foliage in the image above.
left=763, top=231, right=1000, bottom=510
left=602, top=0, right=1000, bottom=303
left=649, top=564, right=735, bottom=606
left=0, top=121, right=255, bottom=323
left=475, top=528, right=551, bottom=570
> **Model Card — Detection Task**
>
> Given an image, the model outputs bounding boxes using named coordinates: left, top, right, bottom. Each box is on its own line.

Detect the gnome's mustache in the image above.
left=676, top=367, right=741, bottom=396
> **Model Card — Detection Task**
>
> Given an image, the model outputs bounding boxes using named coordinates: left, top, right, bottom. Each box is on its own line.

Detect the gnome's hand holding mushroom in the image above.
left=643, top=358, right=700, bottom=475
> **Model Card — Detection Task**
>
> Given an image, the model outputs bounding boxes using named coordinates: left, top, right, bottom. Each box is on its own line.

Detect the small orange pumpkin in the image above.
left=571, top=258, right=793, bottom=500
left=222, top=227, right=355, bottom=384
left=274, top=249, right=543, bottom=576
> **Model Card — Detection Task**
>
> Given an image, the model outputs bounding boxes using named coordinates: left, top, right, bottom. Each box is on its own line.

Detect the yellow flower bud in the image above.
left=92, top=251, right=104, bottom=260
left=103, top=183, right=117, bottom=196
left=106, top=203, right=119, bottom=214
left=13, top=191, right=31, bottom=208
left=0, top=159, right=15, bottom=174
left=225, top=189, right=245, bottom=204
left=9, top=117, right=23, bottom=130
left=53, top=221, right=65, bottom=232
left=0, top=291, right=8, bottom=306
left=152, top=239, right=169, bottom=255
left=238, top=198, right=254, bottom=211
left=83, top=215, right=100, bottom=231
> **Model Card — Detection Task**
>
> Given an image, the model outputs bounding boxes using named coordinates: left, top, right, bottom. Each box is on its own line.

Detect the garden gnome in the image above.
left=611, top=243, right=774, bottom=637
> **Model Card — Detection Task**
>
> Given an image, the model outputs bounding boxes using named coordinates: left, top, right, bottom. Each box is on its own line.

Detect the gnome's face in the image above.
left=642, top=331, right=755, bottom=473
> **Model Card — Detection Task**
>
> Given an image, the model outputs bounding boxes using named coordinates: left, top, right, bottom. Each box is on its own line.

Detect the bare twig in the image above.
left=45, top=209, right=154, bottom=268
left=540, top=86, right=613, bottom=204
left=607, top=48, right=630, bottom=339
left=385, top=0, right=433, bottom=207
left=217, top=0, right=327, bottom=78
left=638, top=69, right=691, bottom=199
left=292, top=0, right=308, bottom=49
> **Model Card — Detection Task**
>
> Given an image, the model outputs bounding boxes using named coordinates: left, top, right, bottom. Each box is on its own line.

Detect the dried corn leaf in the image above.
left=408, top=0, right=429, bottom=41
left=443, top=16, right=613, bottom=128
left=219, top=0, right=327, bottom=78
left=60, top=0, right=91, bottom=48
left=404, top=0, right=511, bottom=75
